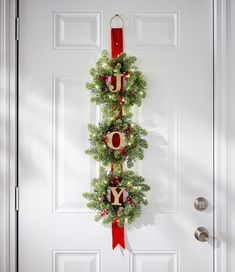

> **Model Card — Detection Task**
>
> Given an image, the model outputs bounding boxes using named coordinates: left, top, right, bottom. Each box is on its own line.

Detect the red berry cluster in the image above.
left=118, top=147, right=127, bottom=157
left=102, top=134, right=108, bottom=145
left=118, top=96, right=124, bottom=106
left=124, top=126, right=131, bottom=135
left=99, top=73, right=109, bottom=81
left=127, top=197, right=136, bottom=207
left=100, top=208, right=109, bottom=217
left=123, top=71, right=131, bottom=78
left=110, top=175, right=120, bottom=186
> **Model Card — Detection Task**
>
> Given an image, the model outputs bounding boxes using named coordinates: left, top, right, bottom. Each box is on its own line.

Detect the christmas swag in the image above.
left=83, top=49, right=150, bottom=248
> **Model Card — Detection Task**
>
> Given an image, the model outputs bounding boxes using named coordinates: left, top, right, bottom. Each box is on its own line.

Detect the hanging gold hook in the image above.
left=110, top=14, right=124, bottom=28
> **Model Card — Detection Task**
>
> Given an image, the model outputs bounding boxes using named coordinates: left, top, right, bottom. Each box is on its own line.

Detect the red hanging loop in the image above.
left=111, top=28, right=123, bottom=58
left=110, top=14, right=124, bottom=58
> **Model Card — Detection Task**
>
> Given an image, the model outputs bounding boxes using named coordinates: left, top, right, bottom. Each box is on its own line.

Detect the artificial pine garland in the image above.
left=83, top=50, right=150, bottom=227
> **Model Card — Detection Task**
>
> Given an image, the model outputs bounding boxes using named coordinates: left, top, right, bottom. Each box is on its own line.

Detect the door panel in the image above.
left=19, top=0, right=213, bottom=271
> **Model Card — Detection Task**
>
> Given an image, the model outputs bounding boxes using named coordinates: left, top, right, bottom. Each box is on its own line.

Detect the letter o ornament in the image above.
left=107, top=131, right=126, bottom=150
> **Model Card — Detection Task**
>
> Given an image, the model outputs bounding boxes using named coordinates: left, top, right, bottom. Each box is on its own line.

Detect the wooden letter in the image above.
left=110, top=187, right=125, bottom=205
left=106, top=73, right=123, bottom=93
left=107, top=131, right=126, bottom=150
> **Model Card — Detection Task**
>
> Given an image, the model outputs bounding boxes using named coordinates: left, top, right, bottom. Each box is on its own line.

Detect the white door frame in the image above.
left=0, top=0, right=232, bottom=271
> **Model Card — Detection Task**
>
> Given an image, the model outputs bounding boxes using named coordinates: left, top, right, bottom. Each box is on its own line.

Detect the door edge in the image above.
left=0, top=0, right=18, bottom=272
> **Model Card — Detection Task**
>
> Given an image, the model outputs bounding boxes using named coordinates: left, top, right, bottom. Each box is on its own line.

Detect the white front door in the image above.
left=19, top=0, right=214, bottom=271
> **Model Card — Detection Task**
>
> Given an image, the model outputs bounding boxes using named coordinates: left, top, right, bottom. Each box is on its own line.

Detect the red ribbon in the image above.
left=112, top=219, right=125, bottom=249
left=111, top=27, right=125, bottom=250
left=111, top=28, right=123, bottom=58
left=111, top=28, right=124, bottom=116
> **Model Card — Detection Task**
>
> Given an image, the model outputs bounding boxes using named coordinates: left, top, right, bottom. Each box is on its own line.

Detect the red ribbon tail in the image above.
left=112, top=220, right=125, bottom=250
